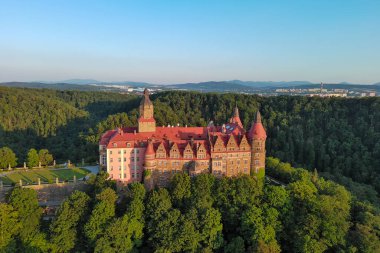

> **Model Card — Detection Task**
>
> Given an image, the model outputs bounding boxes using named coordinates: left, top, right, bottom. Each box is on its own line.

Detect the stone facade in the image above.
left=99, top=89, right=267, bottom=187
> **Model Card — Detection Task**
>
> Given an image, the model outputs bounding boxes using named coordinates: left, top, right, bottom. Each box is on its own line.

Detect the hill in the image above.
left=0, top=88, right=379, bottom=205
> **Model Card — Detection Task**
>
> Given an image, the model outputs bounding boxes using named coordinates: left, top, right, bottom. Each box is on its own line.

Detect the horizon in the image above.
left=1, top=1, right=380, bottom=84
left=2, top=78, right=379, bottom=86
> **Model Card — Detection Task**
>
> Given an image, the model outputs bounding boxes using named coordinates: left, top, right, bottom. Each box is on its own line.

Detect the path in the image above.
left=81, top=165, right=100, bottom=178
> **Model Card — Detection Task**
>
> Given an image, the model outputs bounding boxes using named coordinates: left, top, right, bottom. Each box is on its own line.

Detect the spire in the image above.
left=248, top=110, right=266, bottom=139
left=254, top=110, right=262, bottom=123
left=229, top=105, right=243, bottom=127
left=234, top=104, right=239, bottom=117
left=140, top=88, right=153, bottom=106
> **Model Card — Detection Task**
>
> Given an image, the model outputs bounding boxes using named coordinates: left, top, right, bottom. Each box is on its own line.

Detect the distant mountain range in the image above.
left=1, top=79, right=379, bottom=93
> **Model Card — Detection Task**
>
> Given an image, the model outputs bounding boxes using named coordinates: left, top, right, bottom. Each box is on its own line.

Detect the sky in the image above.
left=0, top=0, right=379, bottom=84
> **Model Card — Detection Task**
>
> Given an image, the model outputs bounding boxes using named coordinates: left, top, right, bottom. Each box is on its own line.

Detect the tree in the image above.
left=8, top=187, right=41, bottom=243
left=0, top=147, right=17, bottom=169
left=89, top=171, right=115, bottom=195
left=84, top=188, right=117, bottom=246
left=197, top=207, right=224, bottom=251
left=38, top=149, right=53, bottom=166
left=224, top=236, right=245, bottom=253
left=27, top=148, right=39, bottom=168
left=169, top=173, right=191, bottom=208
left=94, top=214, right=144, bottom=253
left=125, top=183, right=146, bottom=219
left=0, top=203, right=20, bottom=250
left=49, top=191, right=91, bottom=253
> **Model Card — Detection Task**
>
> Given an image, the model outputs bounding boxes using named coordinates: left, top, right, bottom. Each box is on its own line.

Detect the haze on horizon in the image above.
left=0, top=0, right=379, bottom=84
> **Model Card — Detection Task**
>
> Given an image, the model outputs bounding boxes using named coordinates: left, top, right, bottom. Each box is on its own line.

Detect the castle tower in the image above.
left=138, top=88, right=156, bottom=132
left=248, top=110, right=267, bottom=178
left=144, top=139, right=156, bottom=190
left=229, top=105, right=243, bottom=127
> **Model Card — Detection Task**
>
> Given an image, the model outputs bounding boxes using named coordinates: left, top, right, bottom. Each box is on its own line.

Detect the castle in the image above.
left=99, top=89, right=267, bottom=187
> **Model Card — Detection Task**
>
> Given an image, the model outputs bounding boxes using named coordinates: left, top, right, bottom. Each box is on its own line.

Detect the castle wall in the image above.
left=107, top=147, right=145, bottom=183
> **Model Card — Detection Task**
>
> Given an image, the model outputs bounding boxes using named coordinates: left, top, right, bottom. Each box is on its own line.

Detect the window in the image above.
left=136, top=149, right=140, bottom=154
left=110, top=151, right=113, bottom=154
left=137, top=157, right=140, bottom=162
left=118, top=150, right=121, bottom=154
left=255, top=160, right=259, bottom=165
left=124, top=173, right=126, bottom=178
left=110, top=166, right=113, bottom=171
left=118, top=158, right=121, bottom=162
left=124, top=158, right=126, bottom=162
left=127, top=143, right=131, bottom=147
left=110, top=174, right=113, bottom=178
left=119, top=166, right=121, bottom=170
left=113, top=143, right=117, bottom=147
left=123, top=150, right=126, bottom=154
left=110, top=158, right=113, bottom=162
left=244, top=160, right=248, bottom=164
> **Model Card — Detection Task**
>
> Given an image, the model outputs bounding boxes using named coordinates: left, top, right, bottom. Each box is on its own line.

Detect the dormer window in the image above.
left=113, top=143, right=117, bottom=147
left=127, top=143, right=131, bottom=148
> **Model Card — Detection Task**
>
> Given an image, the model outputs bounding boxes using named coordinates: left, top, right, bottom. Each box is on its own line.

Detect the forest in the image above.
left=0, top=87, right=379, bottom=205
left=0, top=159, right=379, bottom=252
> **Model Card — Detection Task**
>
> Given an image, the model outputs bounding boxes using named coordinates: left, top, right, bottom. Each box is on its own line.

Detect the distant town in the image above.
left=0, top=80, right=378, bottom=97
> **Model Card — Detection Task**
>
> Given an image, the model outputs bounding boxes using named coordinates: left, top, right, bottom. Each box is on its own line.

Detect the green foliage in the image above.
left=88, top=171, right=116, bottom=195
left=1, top=160, right=379, bottom=252
left=8, top=187, right=41, bottom=243
left=169, top=173, right=191, bottom=208
left=49, top=191, right=91, bottom=253
left=0, top=203, right=20, bottom=250
left=94, top=214, right=144, bottom=253
left=1, top=87, right=379, bottom=201
left=0, top=147, right=17, bottom=169
left=0, top=87, right=379, bottom=251
left=224, top=236, right=245, bottom=253
left=84, top=188, right=117, bottom=246
left=27, top=148, right=39, bottom=168
left=38, top=149, right=53, bottom=166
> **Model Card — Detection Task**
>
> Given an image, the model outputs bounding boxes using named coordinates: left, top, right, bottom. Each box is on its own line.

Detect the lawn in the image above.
left=0, top=167, right=90, bottom=185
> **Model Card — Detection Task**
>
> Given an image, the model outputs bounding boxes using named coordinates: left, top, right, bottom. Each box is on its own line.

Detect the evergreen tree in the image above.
left=26, top=148, right=39, bottom=168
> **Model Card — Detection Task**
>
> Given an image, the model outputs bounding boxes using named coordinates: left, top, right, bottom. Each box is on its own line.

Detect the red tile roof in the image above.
left=248, top=123, right=267, bottom=139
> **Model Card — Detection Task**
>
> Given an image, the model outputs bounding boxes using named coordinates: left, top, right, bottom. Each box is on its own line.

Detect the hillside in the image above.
left=0, top=88, right=379, bottom=204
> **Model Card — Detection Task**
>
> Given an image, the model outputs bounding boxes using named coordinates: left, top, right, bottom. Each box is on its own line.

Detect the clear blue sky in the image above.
left=1, top=0, right=379, bottom=84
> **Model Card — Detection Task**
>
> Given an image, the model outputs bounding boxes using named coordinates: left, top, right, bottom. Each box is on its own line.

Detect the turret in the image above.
left=144, top=139, right=156, bottom=169
left=229, top=105, right=243, bottom=127
left=138, top=89, right=156, bottom=132
left=143, top=139, right=156, bottom=190
left=248, top=110, right=267, bottom=178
